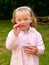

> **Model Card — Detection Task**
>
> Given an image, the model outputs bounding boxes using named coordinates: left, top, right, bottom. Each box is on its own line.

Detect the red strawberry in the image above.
left=17, top=24, right=25, bottom=28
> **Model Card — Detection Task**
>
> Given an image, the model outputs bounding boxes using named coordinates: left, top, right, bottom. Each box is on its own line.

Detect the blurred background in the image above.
left=0, top=0, right=49, bottom=24
left=0, top=0, right=49, bottom=19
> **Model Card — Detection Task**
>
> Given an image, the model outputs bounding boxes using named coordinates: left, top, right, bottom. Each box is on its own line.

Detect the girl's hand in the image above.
left=23, top=46, right=38, bottom=55
left=13, top=24, right=21, bottom=36
left=13, top=23, right=25, bottom=36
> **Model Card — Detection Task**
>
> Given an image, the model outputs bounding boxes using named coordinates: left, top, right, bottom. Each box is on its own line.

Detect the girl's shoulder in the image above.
left=30, top=27, right=37, bottom=33
left=7, top=29, right=14, bottom=36
left=8, top=29, right=13, bottom=33
left=30, top=27, right=41, bottom=36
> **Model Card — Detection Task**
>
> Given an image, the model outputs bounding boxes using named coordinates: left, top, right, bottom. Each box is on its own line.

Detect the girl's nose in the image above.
left=21, top=20, right=25, bottom=24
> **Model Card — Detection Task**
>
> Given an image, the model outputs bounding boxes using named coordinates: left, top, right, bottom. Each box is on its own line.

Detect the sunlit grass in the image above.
left=0, top=20, right=12, bottom=65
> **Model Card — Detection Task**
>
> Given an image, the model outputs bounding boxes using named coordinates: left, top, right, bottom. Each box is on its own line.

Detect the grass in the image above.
left=35, top=24, right=49, bottom=65
left=0, top=20, right=49, bottom=65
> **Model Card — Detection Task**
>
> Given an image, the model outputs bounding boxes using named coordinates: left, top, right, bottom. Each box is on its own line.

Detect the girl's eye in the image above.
left=17, top=19, right=21, bottom=21
left=24, top=18, right=28, bottom=20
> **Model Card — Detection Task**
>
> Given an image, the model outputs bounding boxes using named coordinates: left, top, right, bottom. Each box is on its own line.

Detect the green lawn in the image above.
left=0, top=20, right=49, bottom=65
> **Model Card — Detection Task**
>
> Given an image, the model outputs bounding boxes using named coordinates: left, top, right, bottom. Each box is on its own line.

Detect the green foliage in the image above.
left=0, top=0, right=15, bottom=19
left=34, top=0, right=49, bottom=16
left=0, top=0, right=49, bottom=19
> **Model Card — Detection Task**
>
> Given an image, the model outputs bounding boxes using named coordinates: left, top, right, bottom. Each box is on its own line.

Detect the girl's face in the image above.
left=15, top=10, right=32, bottom=31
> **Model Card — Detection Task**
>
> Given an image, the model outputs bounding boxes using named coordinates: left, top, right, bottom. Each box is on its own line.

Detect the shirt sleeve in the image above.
left=37, top=32, right=45, bottom=55
left=6, top=30, right=18, bottom=50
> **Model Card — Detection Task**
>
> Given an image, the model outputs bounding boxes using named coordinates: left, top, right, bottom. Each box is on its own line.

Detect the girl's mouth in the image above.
left=17, top=23, right=25, bottom=29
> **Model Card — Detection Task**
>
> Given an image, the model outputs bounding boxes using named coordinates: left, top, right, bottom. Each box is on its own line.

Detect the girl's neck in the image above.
left=23, top=26, right=30, bottom=32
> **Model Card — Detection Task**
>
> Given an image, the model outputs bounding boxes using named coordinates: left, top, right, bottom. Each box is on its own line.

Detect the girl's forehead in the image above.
left=15, top=10, right=30, bottom=16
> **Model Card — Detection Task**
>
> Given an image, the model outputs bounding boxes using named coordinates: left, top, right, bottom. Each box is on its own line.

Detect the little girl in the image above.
left=6, top=6, right=45, bottom=65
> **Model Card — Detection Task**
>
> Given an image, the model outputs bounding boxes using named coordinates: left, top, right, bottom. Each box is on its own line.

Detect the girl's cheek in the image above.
left=25, top=21, right=30, bottom=25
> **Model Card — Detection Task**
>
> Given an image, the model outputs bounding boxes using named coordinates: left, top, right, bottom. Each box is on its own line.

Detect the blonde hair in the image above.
left=11, top=6, right=37, bottom=27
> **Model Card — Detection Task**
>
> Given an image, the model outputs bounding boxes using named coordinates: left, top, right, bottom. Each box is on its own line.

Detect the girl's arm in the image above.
left=6, top=24, right=21, bottom=50
left=6, top=30, right=17, bottom=50
left=23, top=32, right=45, bottom=56
left=37, top=32, right=45, bottom=55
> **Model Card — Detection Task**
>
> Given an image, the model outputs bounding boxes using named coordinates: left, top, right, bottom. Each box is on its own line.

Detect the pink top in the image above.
left=6, top=27, right=45, bottom=65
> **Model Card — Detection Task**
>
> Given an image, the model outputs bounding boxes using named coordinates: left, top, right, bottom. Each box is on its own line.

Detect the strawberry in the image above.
left=17, top=24, right=25, bottom=28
